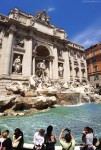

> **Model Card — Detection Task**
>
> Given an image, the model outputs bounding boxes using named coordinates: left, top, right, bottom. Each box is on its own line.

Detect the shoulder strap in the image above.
left=66, top=142, right=72, bottom=150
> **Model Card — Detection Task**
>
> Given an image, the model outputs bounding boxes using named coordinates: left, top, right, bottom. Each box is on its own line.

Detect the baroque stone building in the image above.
left=0, top=8, right=87, bottom=92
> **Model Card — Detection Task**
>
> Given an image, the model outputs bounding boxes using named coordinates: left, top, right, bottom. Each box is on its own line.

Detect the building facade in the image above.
left=85, top=42, right=101, bottom=88
left=0, top=8, right=87, bottom=92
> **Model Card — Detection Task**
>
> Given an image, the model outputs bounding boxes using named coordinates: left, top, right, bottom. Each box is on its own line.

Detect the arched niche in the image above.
left=35, top=45, right=53, bottom=74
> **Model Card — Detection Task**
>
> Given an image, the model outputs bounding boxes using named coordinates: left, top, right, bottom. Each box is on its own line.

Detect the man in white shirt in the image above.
left=33, top=129, right=45, bottom=150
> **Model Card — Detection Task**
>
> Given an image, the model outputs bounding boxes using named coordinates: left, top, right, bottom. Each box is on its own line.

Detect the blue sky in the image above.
left=0, top=0, right=101, bottom=49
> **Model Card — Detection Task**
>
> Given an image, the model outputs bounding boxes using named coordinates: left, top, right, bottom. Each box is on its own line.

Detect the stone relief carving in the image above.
left=77, top=52, right=80, bottom=58
left=58, top=49, right=63, bottom=57
left=30, top=17, right=35, bottom=26
left=35, top=10, right=50, bottom=24
left=10, top=8, right=19, bottom=20
left=53, top=28, right=57, bottom=35
left=0, top=31, right=4, bottom=46
left=12, top=55, right=22, bottom=74
left=70, top=51, right=74, bottom=56
left=33, top=49, right=37, bottom=57
left=15, top=37, right=24, bottom=48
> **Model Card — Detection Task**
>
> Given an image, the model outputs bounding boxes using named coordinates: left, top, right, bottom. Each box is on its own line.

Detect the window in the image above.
left=92, top=51, right=95, bottom=56
left=87, top=60, right=90, bottom=65
left=93, top=66, right=98, bottom=72
left=96, top=83, right=99, bottom=88
left=87, top=68, right=90, bottom=73
left=88, top=77, right=90, bottom=81
left=92, top=59, right=96, bottom=64
left=94, top=75, right=99, bottom=80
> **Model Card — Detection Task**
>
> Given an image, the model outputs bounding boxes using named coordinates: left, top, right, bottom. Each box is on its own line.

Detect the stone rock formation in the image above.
left=1, top=75, right=101, bottom=116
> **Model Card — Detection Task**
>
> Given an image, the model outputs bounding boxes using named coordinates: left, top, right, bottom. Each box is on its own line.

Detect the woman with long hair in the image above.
left=44, top=125, right=56, bottom=150
left=12, top=128, right=24, bottom=150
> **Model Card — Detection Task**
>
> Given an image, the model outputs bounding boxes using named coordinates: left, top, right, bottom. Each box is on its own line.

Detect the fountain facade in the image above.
left=0, top=8, right=87, bottom=93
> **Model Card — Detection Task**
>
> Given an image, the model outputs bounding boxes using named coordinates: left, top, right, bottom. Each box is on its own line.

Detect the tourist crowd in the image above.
left=0, top=125, right=101, bottom=150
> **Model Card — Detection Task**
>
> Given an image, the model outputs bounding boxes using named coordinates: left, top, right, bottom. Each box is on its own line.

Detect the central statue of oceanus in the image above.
left=36, top=60, right=47, bottom=77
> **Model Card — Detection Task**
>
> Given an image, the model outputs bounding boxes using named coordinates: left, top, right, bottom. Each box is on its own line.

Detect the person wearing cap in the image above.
left=33, top=129, right=45, bottom=150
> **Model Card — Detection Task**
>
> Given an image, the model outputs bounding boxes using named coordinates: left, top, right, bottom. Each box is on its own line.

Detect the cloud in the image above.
left=71, top=21, right=101, bottom=49
left=47, top=7, right=55, bottom=12
left=82, top=0, right=101, bottom=3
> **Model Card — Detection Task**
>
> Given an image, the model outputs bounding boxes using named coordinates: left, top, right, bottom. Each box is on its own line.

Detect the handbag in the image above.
left=12, top=140, right=20, bottom=148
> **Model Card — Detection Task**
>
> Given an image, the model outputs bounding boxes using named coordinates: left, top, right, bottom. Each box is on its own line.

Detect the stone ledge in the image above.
left=23, top=143, right=82, bottom=150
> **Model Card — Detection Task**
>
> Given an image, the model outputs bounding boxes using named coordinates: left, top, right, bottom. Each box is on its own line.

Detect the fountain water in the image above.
left=0, top=103, right=101, bottom=144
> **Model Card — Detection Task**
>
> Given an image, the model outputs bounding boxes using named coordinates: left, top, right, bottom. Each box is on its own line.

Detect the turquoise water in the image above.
left=0, top=103, right=101, bottom=144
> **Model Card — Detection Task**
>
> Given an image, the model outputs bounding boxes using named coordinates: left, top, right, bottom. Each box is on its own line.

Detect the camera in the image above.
left=64, top=128, right=71, bottom=133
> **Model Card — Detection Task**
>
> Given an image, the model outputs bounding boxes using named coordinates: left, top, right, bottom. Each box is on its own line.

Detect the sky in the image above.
left=0, top=0, right=101, bottom=49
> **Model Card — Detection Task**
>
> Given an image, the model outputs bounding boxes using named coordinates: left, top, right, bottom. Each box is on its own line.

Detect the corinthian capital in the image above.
left=9, top=25, right=16, bottom=34
left=4, top=25, right=16, bottom=36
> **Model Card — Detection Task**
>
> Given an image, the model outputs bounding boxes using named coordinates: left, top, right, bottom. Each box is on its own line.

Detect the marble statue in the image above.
left=13, top=56, right=22, bottom=73
left=36, top=60, right=46, bottom=77
left=5, top=81, right=24, bottom=93
left=58, top=64, right=64, bottom=77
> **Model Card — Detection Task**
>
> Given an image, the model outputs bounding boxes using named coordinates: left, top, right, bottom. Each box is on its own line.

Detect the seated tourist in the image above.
left=59, top=128, right=75, bottom=150
left=33, top=129, right=45, bottom=150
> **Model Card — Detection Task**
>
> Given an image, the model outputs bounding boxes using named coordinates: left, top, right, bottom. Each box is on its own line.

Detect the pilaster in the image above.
left=33, top=57, right=35, bottom=75
left=78, top=59, right=82, bottom=82
left=71, top=57, right=75, bottom=82
left=84, top=60, right=87, bottom=78
left=2, top=25, right=16, bottom=75
left=23, top=32, right=33, bottom=76
left=52, top=46, right=58, bottom=79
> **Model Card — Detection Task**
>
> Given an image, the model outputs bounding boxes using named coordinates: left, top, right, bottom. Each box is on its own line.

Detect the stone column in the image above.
left=84, top=60, right=87, bottom=78
left=49, top=61, right=52, bottom=79
left=52, top=47, right=58, bottom=79
left=78, top=59, right=82, bottom=82
left=23, top=32, right=33, bottom=76
left=33, top=57, right=35, bottom=75
left=62, top=50, right=70, bottom=81
left=2, top=25, right=15, bottom=75
left=72, top=57, right=75, bottom=82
